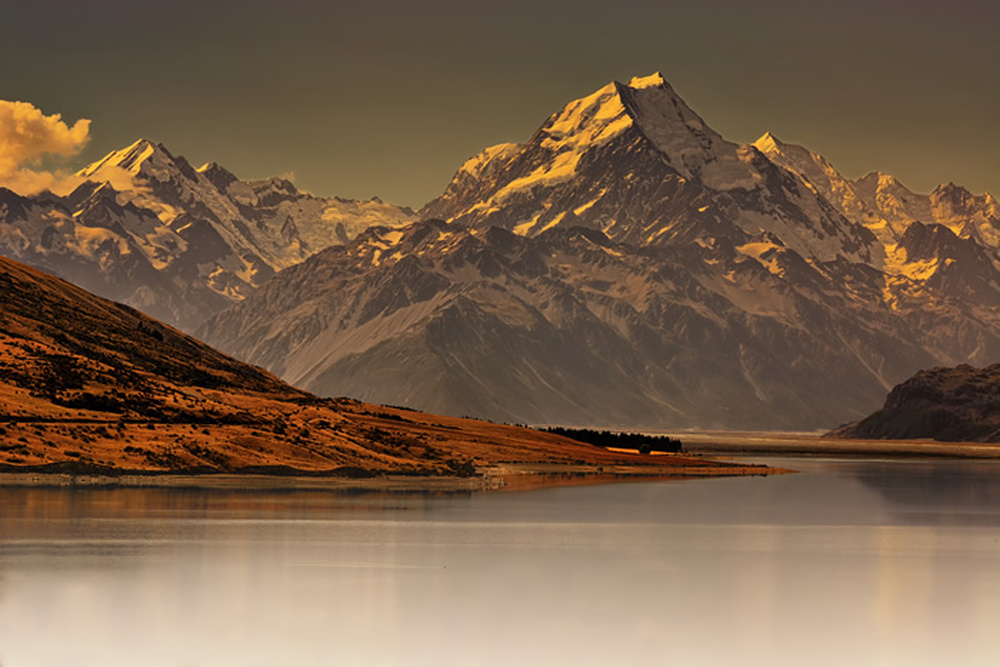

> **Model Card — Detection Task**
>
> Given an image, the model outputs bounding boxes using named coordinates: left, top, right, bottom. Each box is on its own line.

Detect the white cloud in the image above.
left=0, top=100, right=91, bottom=195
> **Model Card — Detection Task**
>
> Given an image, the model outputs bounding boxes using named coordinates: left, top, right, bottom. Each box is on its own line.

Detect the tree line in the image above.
left=542, top=427, right=683, bottom=453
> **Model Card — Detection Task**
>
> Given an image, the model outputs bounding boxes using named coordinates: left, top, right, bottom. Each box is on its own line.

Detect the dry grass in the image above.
left=0, top=255, right=778, bottom=486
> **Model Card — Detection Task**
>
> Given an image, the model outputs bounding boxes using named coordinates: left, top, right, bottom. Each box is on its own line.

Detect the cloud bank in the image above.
left=0, top=100, right=91, bottom=195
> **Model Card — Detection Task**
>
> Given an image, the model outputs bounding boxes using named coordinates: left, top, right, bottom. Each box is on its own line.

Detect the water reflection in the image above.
left=1, top=485, right=469, bottom=521
left=832, top=459, right=1000, bottom=525
left=1, top=460, right=998, bottom=666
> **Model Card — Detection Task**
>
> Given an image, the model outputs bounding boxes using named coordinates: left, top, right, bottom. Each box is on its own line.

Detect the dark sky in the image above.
left=3, top=0, right=997, bottom=207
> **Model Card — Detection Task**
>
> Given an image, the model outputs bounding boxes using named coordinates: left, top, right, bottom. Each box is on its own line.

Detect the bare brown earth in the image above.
left=0, top=255, right=777, bottom=489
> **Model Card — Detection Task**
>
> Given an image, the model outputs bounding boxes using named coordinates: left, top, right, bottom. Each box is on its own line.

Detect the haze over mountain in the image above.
left=200, top=74, right=1000, bottom=430
left=0, top=140, right=414, bottom=331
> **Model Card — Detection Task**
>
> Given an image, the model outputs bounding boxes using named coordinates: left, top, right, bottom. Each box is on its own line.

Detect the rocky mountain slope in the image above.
left=0, top=254, right=742, bottom=478
left=830, top=364, right=1000, bottom=442
left=202, top=219, right=999, bottom=429
left=0, top=140, right=414, bottom=331
left=201, top=74, right=999, bottom=429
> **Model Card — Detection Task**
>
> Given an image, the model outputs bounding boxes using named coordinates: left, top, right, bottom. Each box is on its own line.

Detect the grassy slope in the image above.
left=0, top=256, right=760, bottom=479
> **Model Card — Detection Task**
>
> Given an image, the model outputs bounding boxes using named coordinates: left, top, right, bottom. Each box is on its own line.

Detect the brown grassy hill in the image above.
left=829, top=363, right=1000, bottom=443
left=0, top=255, right=760, bottom=482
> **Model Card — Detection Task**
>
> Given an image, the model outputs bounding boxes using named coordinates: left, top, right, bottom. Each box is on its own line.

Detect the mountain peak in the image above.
left=933, top=182, right=972, bottom=197
left=424, top=72, right=767, bottom=230
left=78, top=137, right=177, bottom=180
left=750, top=133, right=829, bottom=170
left=113, top=137, right=173, bottom=165
left=539, top=73, right=693, bottom=149
left=752, top=131, right=785, bottom=154
left=197, top=160, right=239, bottom=191
left=626, top=72, right=668, bottom=90
left=854, top=171, right=906, bottom=193
left=614, top=75, right=757, bottom=189
left=535, top=72, right=737, bottom=181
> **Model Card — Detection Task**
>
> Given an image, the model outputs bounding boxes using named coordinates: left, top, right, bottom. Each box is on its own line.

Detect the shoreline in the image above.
left=677, top=431, right=1000, bottom=459
left=5, top=432, right=994, bottom=493
left=0, top=460, right=787, bottom=493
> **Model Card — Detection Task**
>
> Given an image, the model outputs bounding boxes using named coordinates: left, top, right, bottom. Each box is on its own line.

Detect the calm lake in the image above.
left=1, top=458, right=998, bottom=666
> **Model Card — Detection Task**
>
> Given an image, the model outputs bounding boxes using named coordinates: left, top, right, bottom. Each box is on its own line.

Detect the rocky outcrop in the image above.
left=829, top=364, right=1000, bottom=442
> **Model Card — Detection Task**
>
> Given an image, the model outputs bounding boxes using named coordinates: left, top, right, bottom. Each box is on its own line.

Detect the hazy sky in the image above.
left=2, top=0, right=997, bottom=208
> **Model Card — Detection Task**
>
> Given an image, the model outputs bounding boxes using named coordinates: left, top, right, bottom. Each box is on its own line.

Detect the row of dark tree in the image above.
left=542, top=427, right=683, bottom=453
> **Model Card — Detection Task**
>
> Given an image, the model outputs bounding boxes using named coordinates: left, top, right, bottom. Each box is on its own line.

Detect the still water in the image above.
left=1, top=458, right=998, bottom=666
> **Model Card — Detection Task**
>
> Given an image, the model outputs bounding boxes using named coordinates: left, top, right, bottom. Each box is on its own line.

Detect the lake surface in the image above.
left=1, top=458, right=998, bottom=666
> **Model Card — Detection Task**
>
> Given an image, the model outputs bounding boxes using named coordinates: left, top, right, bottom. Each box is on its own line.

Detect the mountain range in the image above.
left=0, top=140, right=413, bottom=331
left=200, top=74, right=1000, bottom=429
left=3, top=73, right=998, bottom=430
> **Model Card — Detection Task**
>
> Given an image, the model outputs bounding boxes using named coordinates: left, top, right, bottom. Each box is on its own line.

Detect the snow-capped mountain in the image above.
left=424, top=73, right=999, bottom=297
left=423, top=73, right=879, bottom=264
left=752, top=132, right=1000, bottom=306
left=754, top=132, right=1000, bottom=262
left=0, top=139, right=414, bottom=331
left=201, top=74, right=1000, bottom=429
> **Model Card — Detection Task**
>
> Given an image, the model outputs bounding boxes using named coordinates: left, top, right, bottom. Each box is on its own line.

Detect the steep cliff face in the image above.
left=830, top=364, right=1000, bottom=442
